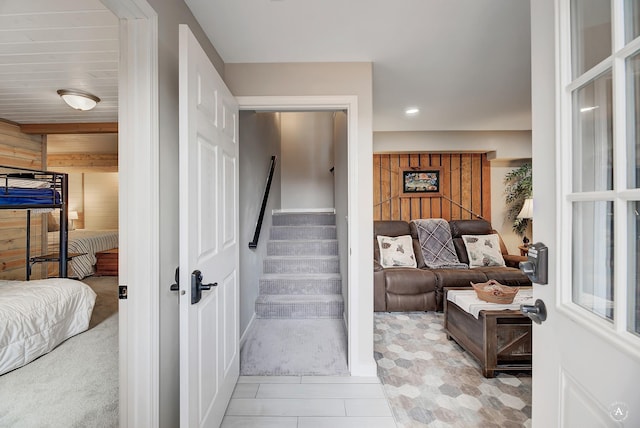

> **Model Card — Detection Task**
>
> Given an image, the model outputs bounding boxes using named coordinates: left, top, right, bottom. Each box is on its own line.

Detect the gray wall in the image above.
left=145, top=1, right=225, bottom=426
left=238, top=111, right=282, bottom=335
left=333, top=111, right=349, bottom=325
left=281, top=112, right=334, bottom=210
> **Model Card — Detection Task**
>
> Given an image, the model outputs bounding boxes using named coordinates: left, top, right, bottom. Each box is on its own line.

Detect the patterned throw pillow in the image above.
left=461, top=234, right=506, bottom=268
left=377, top=235, right=417, bottom=268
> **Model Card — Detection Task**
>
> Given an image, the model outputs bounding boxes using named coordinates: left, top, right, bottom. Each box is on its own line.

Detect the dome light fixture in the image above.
left=57, top=89, right=100, bottom=111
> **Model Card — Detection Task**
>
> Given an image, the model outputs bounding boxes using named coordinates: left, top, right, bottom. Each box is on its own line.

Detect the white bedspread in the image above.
left=0, top=278, right=96, bottom=375
left=447, top=289, right=534, bottom=319
left=48, top=230, right=118, bottom=279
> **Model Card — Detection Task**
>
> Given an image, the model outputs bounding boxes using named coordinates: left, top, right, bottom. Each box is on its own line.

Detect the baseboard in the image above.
left=239, top=313, right=257, bottom=349
left=273, top=208, right=336, bottom=214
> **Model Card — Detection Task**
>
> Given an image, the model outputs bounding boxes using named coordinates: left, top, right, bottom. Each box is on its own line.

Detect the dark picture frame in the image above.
left=400, top=167, right=443, bottom=197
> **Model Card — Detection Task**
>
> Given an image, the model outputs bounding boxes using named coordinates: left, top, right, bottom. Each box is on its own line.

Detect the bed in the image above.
left=48, top=230, right=119, bottom=280
left=1, top=165, right=70, bottom=279
left=0, top=278, right=96, bottom=375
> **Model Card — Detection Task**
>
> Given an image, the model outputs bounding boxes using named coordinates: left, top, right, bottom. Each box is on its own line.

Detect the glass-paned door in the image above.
left=568, top=0, right=640, bottom=339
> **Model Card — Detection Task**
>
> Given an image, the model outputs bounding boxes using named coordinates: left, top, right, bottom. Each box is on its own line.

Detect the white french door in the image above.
left=531, top=0, right=640, bottom=426
left=178, top=24, right=239, bottom=427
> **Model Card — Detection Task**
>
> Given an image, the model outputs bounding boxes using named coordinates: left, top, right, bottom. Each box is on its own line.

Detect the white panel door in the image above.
left=531, top=1, right=640, bottom=426
left=178, top=24, right=239, bottom=428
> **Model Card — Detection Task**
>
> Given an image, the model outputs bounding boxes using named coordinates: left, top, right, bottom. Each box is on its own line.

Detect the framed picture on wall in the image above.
left=399, top=167, right=443, bottom=197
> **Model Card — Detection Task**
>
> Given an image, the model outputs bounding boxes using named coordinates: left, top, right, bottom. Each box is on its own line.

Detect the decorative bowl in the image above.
left=470, top=280, right=519, bottom=304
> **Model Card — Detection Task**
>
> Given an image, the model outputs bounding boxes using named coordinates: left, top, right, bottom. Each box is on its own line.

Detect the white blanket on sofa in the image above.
left=411, top=219, right=468, bottom=269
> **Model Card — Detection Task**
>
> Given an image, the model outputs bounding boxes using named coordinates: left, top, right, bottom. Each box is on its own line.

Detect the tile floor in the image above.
left=222, top=375, right=398, bottom=427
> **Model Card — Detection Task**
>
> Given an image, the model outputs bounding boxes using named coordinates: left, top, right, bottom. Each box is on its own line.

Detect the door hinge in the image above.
left=119, top=285, right=128, bottom=299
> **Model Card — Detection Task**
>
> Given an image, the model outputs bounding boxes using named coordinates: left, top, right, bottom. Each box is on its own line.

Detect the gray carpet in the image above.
left=240, top=318, right=349, bottom=376
left=0, top=276, right=119, bottom=428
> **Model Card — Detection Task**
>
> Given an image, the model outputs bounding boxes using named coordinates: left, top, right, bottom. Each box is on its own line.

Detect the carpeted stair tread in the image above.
left=272, top=212, right=336, bottom=226
left=256, top=294, right=344, bottom=319
left=270, top=225, right=337, bottom=240
left=267, top=239, right=338, bottom=256
left=263, top=255, right=340, bottom=274
left=257, top=294, right=343, bottom=304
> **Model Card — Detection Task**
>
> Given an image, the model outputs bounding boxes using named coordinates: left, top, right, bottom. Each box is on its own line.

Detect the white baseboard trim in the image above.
left=273, top=208, right=336, bottom=214
left=239, top=313, right=257, bottom=349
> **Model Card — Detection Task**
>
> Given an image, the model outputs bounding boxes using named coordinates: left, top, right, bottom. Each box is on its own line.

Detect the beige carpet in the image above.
left=0, top=276, right=119, bottom=428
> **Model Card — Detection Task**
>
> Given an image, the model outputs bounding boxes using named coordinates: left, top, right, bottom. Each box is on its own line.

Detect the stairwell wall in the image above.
left=238, top=111, right=282, bottom=335
left=333, top=111, right=349, bottom=326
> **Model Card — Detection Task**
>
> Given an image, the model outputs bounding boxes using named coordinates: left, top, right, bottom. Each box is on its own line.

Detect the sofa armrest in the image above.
left=374, top=259, right=384, bottom=272
left=503, top=254, right=527, bottom=269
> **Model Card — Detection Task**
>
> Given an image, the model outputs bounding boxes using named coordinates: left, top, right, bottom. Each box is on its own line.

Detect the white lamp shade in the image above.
left=57, top=90, right=100, bottom=111
left=517, top=198, right=534, bottom=219
left=68, top=211, right=79, bottom=220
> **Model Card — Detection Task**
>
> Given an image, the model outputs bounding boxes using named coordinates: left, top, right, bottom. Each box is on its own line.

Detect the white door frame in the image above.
left=237, top=95, right=374, bottom=376
left=100, top=0, right=159, bottom=426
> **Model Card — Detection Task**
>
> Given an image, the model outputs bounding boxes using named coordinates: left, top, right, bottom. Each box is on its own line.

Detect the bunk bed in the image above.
left=0, top=165, right=69, bottom=279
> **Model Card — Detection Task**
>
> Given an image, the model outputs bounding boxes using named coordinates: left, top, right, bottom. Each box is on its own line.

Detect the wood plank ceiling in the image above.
left=0, top=0, right=119, bottom=124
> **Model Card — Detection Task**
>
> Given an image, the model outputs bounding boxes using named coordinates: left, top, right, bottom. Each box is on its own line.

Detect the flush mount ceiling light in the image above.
left=57, top=89, right=100, bottom=111
left=405, top=107, right=420, bottom=116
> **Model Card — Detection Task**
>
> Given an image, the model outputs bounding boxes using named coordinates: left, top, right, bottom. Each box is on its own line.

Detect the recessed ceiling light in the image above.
left=405, top=107, right=420, bottom=116
left=57, top=89, right=100, bottom=111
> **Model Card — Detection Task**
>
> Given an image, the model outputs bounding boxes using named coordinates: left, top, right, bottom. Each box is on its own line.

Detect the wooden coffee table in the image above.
left=444, top=287, right=532, bottom=378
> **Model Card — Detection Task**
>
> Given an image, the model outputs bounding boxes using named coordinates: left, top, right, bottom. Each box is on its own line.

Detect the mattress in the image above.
left=48, top=230, right=119, bottom=279
left=0, top=187, right=61, bottom=206
left=0, top=278, right=97, bottom=375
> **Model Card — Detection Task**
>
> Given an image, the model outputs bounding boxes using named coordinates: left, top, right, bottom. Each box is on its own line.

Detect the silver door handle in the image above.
left=520, top=299, right=547, bottom=324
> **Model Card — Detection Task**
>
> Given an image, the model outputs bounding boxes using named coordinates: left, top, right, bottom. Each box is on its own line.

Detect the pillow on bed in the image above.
left=47, top=212, right=60, bottom=232
left=377, top=235, right=417, bottom=268
left=462, top=234, right=506, bottom=268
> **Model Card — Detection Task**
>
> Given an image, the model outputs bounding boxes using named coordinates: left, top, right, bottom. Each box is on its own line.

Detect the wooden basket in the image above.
left=471, top=280, right=519, bottom=304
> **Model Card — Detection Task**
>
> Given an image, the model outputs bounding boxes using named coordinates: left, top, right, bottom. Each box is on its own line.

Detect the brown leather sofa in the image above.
left=374, top=219, right=531, bottom=312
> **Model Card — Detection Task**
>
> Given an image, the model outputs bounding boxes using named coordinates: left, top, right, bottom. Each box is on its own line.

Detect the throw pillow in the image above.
left=47, top=212, right=60, bottom=232
left=377, top=235, right=417, bottom=268
left=461, top=234, right=506, bottom=268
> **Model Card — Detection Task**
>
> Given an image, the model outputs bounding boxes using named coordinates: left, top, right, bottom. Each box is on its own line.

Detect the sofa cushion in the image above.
left=377, top=235, right=417, bottom=268
left=462, top=234, right=506, bottom=268
left=449, top=219, right=493, bottom=237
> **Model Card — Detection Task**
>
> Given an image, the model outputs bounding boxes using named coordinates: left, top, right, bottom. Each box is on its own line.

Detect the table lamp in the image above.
left=68, top=211, right=79, bottom=230
left=517, top=198, right=533, bottom=246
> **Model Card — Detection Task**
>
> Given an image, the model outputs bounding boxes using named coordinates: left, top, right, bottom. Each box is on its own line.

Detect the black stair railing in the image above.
left=249, top=155, right=277, bottom=249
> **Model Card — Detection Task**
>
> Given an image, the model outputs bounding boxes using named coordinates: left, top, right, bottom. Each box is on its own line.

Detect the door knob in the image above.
left=520, top=299, right=547, bottom=324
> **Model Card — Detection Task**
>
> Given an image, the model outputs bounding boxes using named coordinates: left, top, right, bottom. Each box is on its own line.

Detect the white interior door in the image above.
left=531, top=1, right=640, bottom=426
left=178, top=24, right=239, bottom=427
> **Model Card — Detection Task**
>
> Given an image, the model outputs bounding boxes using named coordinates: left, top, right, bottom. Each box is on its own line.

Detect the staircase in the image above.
left=255, top=212, right=344, bottom=319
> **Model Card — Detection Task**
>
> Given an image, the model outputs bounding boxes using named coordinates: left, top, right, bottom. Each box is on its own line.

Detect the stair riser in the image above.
left=270, top=227, right=336, bottom=240
left=264, top=258, right=339, bottom=274
left=259, top=279, right=342, bottom=295
left=272, top=213, right=336, bottom=226
left=256, top=302, right=344, bottom=319
left=267, top=241, right=338, bottom=256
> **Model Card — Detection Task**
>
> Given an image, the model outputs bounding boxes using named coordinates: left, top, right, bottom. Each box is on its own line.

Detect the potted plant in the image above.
left=504, top=163, right=532, bottom=240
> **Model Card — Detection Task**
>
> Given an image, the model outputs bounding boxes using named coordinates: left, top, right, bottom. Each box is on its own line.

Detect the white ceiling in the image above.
left=185, top=0, right=532, bottom=132
left=0, top=0, right=119, bottom=124
left=0, top=0, right=532, bottom=132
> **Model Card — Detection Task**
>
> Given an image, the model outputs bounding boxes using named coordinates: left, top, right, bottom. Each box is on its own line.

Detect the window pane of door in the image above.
left=571, top=0, right=611, bottom=78
left=572, top=201, right=614, bottom=321
left=630, top=201, right=640, bottom=335
left=626, top=0, right=640, bottom=43
left=572, top=71, right=613, bottom=192
left=627, top=52, right=640, bottom=189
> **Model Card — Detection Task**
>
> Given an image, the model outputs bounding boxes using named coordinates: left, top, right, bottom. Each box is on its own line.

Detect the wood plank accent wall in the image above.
left=373, top=153, right=491, bottom=222
left=0, top=121, right=45, bottom=280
